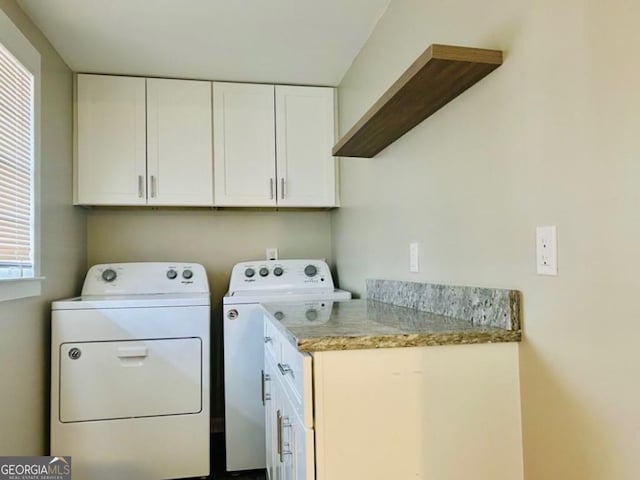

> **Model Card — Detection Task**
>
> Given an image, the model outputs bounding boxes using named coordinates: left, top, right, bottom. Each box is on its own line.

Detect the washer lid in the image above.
left=52, top=293, right=210, bottom=310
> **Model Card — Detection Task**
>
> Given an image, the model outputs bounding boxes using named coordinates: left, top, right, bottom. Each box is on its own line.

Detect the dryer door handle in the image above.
left=117, top=346, right=148, bottom=358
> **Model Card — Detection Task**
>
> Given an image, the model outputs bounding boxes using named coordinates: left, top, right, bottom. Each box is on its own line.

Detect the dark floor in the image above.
left=214, top=472, right=266, bottom=480
left=209, top=433, right=266, bottom=480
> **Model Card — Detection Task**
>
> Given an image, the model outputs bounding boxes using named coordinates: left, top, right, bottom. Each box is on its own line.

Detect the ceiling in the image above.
left=16, top=0, right=391, bottom=86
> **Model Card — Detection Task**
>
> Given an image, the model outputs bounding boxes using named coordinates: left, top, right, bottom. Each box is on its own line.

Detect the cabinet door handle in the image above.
left=278, top=363, right=292, bottom=376
left=270, top=178, right=274, bottom=200
left=150, top=175, right=157, bottom=198
left=138, top=175, right=144, bottom=198
left=277, top=411, right=291, bottom=463
left=277, top=410, right=283, bottom=460
left=261, top=370, right=271, bottom=405
left=280, top=178, right=285, bottom=199
left=280, top=415, right=291, bottom=462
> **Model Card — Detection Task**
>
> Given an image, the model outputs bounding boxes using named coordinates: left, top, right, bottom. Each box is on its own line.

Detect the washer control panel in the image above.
left=229, top=259, right=335, bottom=293
left=82, top=262, right=209, bottom=295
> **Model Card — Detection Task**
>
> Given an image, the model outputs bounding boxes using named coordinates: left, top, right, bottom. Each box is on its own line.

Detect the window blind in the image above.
left=0, top=41, right=34, bottom=279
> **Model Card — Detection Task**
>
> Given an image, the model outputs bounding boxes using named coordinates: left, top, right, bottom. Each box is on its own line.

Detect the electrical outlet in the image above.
left=266, top=248, right=278, bottom=261
left=536, top=226, right=557, bottom=275
left=409, top=242, right=419, bottom=273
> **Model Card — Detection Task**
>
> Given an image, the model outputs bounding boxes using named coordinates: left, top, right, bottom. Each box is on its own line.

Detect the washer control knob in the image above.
left=305, top=309, right=318, bottom=321
left=273, top=267, right=284, bottom=277
left=102, top=269, right=117, bottom=282
left=259, top=267, right=269, bottom=277
left=245, top=268, right=255, bottom=278
left=304, top=264, right=318, bottom=277
left=182, top=269, right=193, bottom=280
left=166, top=269, right=178, bottom=280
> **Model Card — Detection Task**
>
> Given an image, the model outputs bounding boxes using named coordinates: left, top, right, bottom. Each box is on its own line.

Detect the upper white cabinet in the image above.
left=214, top=82, right=338, bottom=207
left=213, top=82, right=277, bottom=206
left=76, top=74, right=147, bottom=205
left=146, top=78, right=213, bottom=206
left=275, top=86, right=336, bottom=207
left=75, top=74, right=213, bottom=206
left=76, top=75, right=338, bottom=208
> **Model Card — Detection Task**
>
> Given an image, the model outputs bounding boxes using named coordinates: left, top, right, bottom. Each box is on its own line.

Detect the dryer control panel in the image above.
left=82, top=262, right=209, bottom=296
left=228, top=259, right=335, bottom=293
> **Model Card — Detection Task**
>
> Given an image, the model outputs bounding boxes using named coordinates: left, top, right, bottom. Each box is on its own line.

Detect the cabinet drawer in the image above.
left=276, top=330, right=313, bottom=429
left=263, top=312, right=282, bottom=362
left=264, top=312, right=313, bottom=428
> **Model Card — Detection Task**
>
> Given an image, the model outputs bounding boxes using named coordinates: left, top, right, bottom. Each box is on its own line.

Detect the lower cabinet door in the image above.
left=280, top=387, right=313, bottom=480
left=265, top=359, right=277, bottom=480
left=291, top=417, right=314, bottom=480
left=266, top=339, right=315, bottom=480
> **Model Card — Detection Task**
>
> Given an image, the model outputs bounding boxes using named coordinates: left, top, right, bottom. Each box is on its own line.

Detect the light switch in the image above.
left=409, top=242, right=419, bottom=273
left=536, top=226, right=557, bottom=275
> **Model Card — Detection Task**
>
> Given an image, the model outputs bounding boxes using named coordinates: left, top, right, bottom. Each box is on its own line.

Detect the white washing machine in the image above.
left=223, top=259, right=350, bottom=472
left=51, top=262, right=210, bottom=480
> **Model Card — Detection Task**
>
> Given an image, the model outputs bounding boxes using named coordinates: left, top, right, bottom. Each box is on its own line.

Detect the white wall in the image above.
left=0, top=0, right=86, bottom=455
left=332, top=0, right=640, bottom=478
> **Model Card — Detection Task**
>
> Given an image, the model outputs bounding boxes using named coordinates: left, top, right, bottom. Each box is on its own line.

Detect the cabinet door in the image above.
left=275, top=86, right=337, bottom=207
left=146, top=78, right=213, bottom=206
left=291, top=413, right=314, bottom=480
left=264, top=361, right=276, bottom=480
left=76, top=74, right=146, bottom=205
left=213, top=82, right=276, bottom=206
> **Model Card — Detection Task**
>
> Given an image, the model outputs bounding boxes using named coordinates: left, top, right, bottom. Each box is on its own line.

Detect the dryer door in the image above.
left=58, top=338, right=202, bottom=422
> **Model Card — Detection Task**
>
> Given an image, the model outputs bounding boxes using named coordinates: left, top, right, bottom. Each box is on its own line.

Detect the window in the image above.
left=0, top=8, right=41, bottom=301
left=0, top=41, right=34, bottom=279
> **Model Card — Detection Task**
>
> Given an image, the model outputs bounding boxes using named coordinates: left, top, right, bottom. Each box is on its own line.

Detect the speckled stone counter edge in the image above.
left=367, top=279, right=521, bottom=331
left=297, top=329, right=522, bottom=352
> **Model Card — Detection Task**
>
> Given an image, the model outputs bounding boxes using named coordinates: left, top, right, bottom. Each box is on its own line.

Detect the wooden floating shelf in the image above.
left=333, top=44, right=503, bottom=158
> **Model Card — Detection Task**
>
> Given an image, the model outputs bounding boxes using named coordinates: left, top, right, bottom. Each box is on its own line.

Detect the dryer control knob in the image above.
left=245, top=268, right=255, bottom=278
left=273, top=267, right=284, bottom=277
left=182, top=269, right=193, bottom=280
left=102, top=269, right=117, bottom=282
left=259, top=267, right=269, bottom=277
left=304, top=264, right=318, bottom=277
left=305, top=309, right=319, bottom=321
left=166, top=269, right=178, bottom=280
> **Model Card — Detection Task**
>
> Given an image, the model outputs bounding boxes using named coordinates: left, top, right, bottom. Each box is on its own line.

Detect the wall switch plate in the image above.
left=409, top=242, right=419, bottom=273
left=266, top=248, right=278, bottom=261
left=536, top=226, right=557, bottom=275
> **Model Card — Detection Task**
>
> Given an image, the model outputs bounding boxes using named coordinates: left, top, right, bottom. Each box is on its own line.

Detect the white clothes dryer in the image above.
left=223, top=259, right=350, bottom=472
left=51, top=262, right=210, bottom=480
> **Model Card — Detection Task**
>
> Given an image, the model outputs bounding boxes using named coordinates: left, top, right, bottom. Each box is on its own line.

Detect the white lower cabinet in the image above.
left=264, top=328, right=314, bottom=480
left=264, top=314, right=523, bottom=480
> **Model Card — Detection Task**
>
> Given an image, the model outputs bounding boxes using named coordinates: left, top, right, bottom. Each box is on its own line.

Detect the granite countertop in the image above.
left=262, top=299, right=522, bottom=353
